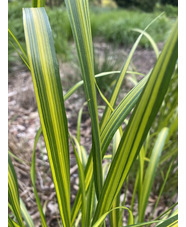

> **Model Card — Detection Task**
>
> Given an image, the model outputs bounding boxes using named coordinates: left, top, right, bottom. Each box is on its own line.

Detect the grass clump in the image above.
left=90, top=8, right=174, bottom=47
left=8, top=0, right=178, bottom=226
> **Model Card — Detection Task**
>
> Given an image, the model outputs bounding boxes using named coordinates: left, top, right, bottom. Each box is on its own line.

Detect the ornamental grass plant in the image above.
left=8, top=0, right=178, bottom=226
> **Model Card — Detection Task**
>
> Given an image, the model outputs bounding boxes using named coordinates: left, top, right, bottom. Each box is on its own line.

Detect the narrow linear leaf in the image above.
left=77, top=106, right=84, bottom=143
left=8, top=155, right=25, bottom=227
left=8, top=28, right=28, bottom=61
left=155, top=203, right=178, bottom=221
left=139, top=127, right=169, bottom=222
left=110, top=130, right=122, bottom=227
left=20, top=199, right=34, bottom=227
left=8, top=217, right=21, bottom=227
left=126, top=220, right=160, bottom=227
left=85, top=179, right=95, bottom=227
left=64, top=0, right=102, bottom=199
left=100, top=13, right=164, bottom=132
left=23, top=8, right=70, bottom=227
left=92, top=206, right=134, bottom=227
left=156, top=215, right=178, bottom=227
left=9, top=41, right=31, bottom=70
left=64, top=70, right=141, bottom=101
left=100, top=74, right=150, bottom=156
left=31, top=127, right=47, bottom=227
left=132, top=29, right=159, bottom=59
left=32, top=0, right=45, bottom=7
left=8, top=151, right=26, bottom=165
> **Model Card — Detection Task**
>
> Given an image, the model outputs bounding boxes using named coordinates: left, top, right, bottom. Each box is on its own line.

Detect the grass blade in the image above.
left=100, top=74, right=149, bottom=156
left=20, top=199, right=34, bottom=227
left=31, top=127, right=47, bottom=227
left=100, top=13, right=164, bottom=132
left=126, top=220, right=160, bottom=227
left=8, top=28, right=28, bottom=61
left=109, top=129, right=122, bottom=227
left=85, top=179, right=95, bottom=227
left=8, top=155, right=25, bottom=227
left=138, top=127, right=169, bottom=222
left=156, top=215, right=178, bottom=227
left=64, top=70, right=141, bottom=101
left=154, top=203, right=178, bottom=221
left=64, top=0, right=102, bottom=199
left=77, top=106, right=84, bottom=143
left=92, top=206, right=134, bottom=227
left=23, top=8, right=71, bottom=227
left=9, top=41, right=31, bottom=70
left=32, top=0, right=45, bottom=7
left=92, top=20, right=178, bottom=223
left=8, top=217, right=21, bottom=227
left=132, top=29, right=159, bottom=59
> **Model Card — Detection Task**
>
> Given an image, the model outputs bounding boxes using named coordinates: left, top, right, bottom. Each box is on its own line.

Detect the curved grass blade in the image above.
left=8, top=217, right=15, bottom=227
left=31, top=127, right=47, bottom=227
left=72, top=136, right=84, bottom=166
left=8, top=151, right=26, bottom=165
left=64, top=71, right=119, bottom=101
left=8, top=155, right=25, bottom=227
left=23, top=8, right=70, bottom=227
left=9, top=41, right=31, bottom=71
left=92, top=20, right=178, bottom=223
left=20, top=199, right=34, bottom=227
left=76, top=104, right=88, bottom=167
left=100, top=74, right=149, bottom=156
left=80, top=146, right=88, bottom=168
left=100, top=13, right=164, bottom=132
left=92, top=206, right=134, bottom=227
left=160, top=147, right=177, bottom=165
left=95, top=80, right=114, bottom=112
left=8, top=217, right=21, bottom=227
left=8, top=28, right=28, bottom=61
left=64, top=0, right=103, bottom=198
left=8, top=28, right=30, bottom=70
left=77, top=106, right=84, bottom=143
left=64, top=70, right=142, bottom=101
left=132, top=29, right=159, bottom=59
left=138, top=128, right=169, bottom=222
left=126, top=220, right=160, bottom=227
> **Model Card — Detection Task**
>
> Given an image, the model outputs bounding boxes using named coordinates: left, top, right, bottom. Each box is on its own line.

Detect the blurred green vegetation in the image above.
left=8, top=0, right=177, bottom=70
left=115, top=0, right=177, bottom=11
left=90, top=8, right=175, bottom=47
